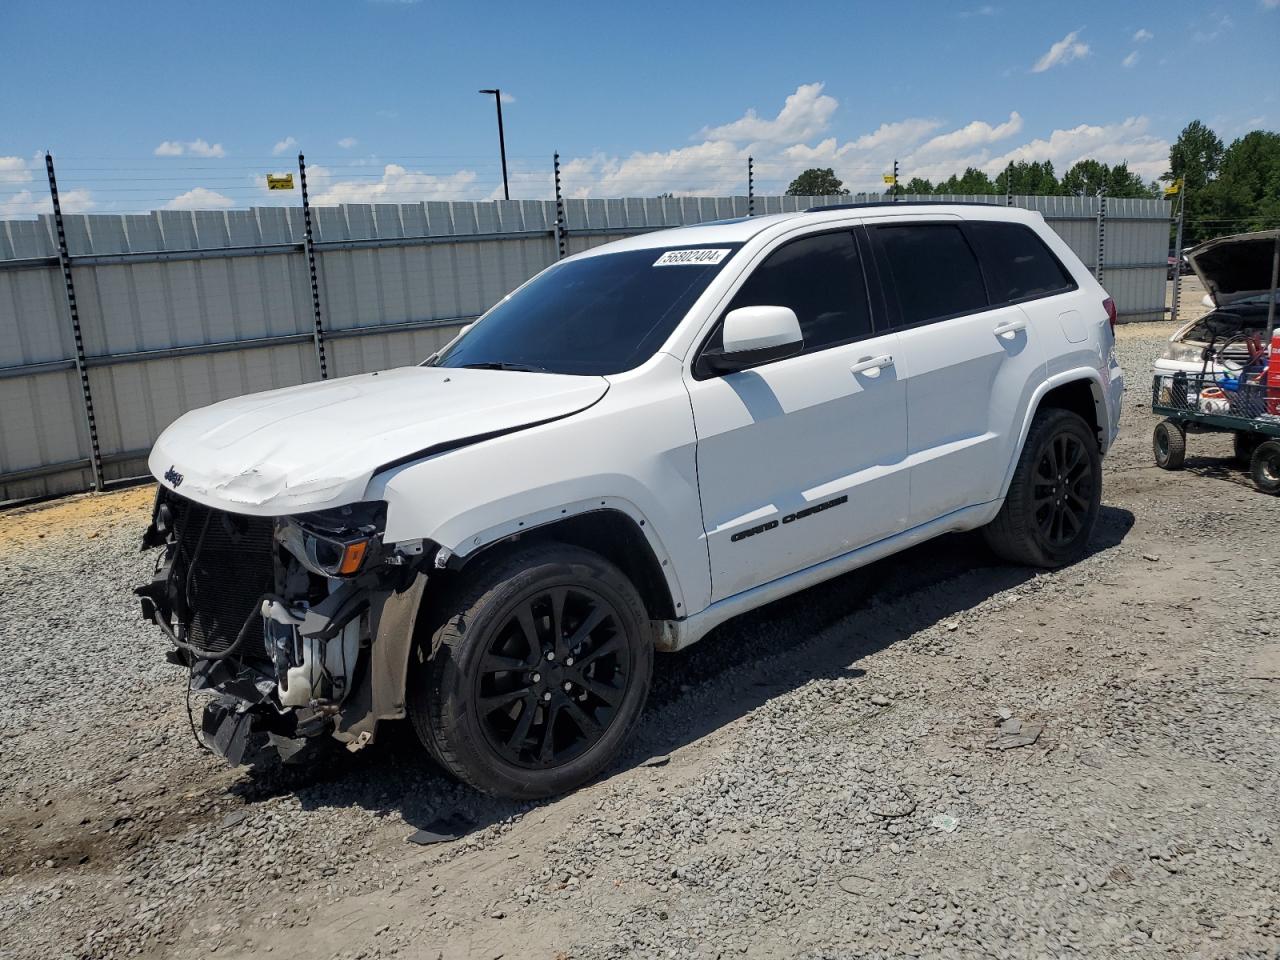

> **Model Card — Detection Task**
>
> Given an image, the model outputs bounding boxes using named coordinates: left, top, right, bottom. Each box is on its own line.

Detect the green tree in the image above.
left=903, top=176, right=934, bottom=195
left=1164, top=119, right=1224, bottom=193
left=934, top=167, right=998, bottom=195
left=1104, top=162, right=1157, bottom=198
left=994, top=160, right=1059, bottom=196
left=1062, top=159, right=1109, bottom=196
left=1199, top=130, right=1280, bottom=238
left=786, top=168, right=849, bottom=196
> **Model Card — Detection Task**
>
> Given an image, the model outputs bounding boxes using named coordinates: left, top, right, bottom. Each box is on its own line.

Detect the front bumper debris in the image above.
left=138, top=488, right=431, bottom=765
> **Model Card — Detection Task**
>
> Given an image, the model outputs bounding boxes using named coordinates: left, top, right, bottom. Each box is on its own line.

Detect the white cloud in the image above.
left=1122, top=50, right=1140, bottom=68
left=1263, top=0, right=1279, bottom=9
left=1031, top=30, right=1090, bottom=72
left=272, top=136, right=299, bottom=156
left=984, top=116, right=1169, bottom=181
left=958, top=5, right=997, bottom=16
left=1193, top=13, right=1233, bottom=41
left=499, top=91, right=516, bottom=105
left=163, top=187, right=235, bottom=210
left=0, top=155, right=34, bottom=184
left=306, top=163, right=480, bottom=205
left=701, top=82, right=838, bottom=144
left=1132, top=28, right=1153, bottom=41
left=337, top=137, right=358, bottom=149
left=911, top=111, right=1023, bottom=157
left=1, top=186, right=94, bottom=217
left=154, top=138, right=226, bottom=158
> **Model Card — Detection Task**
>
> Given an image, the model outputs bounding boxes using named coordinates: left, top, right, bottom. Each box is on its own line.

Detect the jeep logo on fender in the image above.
left=163, top=465, right=184, bottom=488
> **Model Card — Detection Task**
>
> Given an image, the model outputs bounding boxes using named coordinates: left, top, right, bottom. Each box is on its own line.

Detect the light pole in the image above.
left=479, top=88, right=510, bottom=200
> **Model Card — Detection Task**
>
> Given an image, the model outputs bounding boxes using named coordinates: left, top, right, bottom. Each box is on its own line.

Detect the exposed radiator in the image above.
left=172, top=496, right=275, bottom=659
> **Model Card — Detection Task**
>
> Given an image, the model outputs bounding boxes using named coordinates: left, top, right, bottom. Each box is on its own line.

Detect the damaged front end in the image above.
left=136, top=489, right=431, bottom=765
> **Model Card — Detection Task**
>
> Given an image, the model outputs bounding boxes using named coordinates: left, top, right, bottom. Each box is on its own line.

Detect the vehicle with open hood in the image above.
left=138, top=202, right=1123, bottom=798
left=1156, top=230, right=1280, bottom=378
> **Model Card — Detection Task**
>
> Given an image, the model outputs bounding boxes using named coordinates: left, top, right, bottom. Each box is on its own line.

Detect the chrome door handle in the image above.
left=993, top=318, right=1028, bottom=339
left=850, top=354, right=894, bottom=375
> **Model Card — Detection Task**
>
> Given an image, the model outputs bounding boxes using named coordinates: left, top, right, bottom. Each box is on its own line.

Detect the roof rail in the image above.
left=804, top=199, right=1011, bottom=212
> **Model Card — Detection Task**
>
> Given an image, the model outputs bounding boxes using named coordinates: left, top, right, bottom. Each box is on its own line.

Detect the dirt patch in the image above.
left=0, top=483, right=154, bottom=548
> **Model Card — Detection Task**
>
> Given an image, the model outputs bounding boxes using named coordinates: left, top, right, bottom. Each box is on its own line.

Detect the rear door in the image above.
left=865, top=219, right=1052, bottom=527
left=685, top=228, right=909, bottom=602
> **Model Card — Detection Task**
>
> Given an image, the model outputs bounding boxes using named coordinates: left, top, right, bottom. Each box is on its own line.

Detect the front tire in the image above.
left=1250, top=440, right=1280, bottom=496
left=1153, top=419, right=1186, bottom=470
left=409, top=543, right=653, bottom=799
left=983, top=408, right=1102, bottom=568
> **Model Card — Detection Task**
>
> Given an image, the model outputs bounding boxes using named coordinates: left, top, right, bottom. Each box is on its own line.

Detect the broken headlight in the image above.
left=276, top=501, right=387, bottom=579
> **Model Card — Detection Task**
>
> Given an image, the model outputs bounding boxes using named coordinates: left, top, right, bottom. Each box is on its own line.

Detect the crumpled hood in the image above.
left=1187, top=229, right=1280, bottom=306
left=149, top=366, right=608, bottom=515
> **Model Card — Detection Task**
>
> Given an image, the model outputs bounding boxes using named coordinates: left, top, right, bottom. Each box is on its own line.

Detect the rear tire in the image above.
left=1233, top=431, right=1263, bottom=466
left=1250, top=440, right=1280, bottom=496
left=408, top=543, right=652, bottom=799
left=983, top=408, right=1102, bottom=569
left=1153, top=419, right=1186, bottom=470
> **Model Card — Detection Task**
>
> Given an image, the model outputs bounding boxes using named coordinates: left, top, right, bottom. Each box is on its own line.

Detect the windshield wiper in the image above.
left=459, top=361, right=549, bottom=373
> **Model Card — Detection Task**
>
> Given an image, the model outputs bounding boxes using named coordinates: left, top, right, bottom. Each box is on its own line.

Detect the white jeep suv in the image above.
left=138, top=202, right=1124, bottom=798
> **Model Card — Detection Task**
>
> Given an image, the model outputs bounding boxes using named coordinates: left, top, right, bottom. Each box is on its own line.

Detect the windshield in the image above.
left=432, top=245, right=740, bottom=375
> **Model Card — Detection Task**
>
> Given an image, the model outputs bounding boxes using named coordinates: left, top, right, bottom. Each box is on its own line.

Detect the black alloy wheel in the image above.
left=983, top=408, right=1102, bottom=569
left=1032, top=430, right=1095, bottom=548
left=408, top=542, right=652, bottom=799
left=475, top=585, right=629, bottom=768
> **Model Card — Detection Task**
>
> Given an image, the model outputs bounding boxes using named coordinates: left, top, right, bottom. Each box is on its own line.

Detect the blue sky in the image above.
left=2, top=0, right=1276, bottom=215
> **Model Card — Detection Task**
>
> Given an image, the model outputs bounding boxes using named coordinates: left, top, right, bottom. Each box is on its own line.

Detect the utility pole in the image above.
left=45, top=152, right=104, bottom=492
left=1170, top=184, right=1186, bottom=324
left=298, top=152, right=328, bottom=380
left=479, top=89, right=510, bottom=200
left=553, top=152, right=566, bottom=260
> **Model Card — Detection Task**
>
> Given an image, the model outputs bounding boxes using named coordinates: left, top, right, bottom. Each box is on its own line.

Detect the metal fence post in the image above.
left=297, top=152, right=329, bottom=379
left=748, top=156, right=755, bottom=216
left=1170, top=191, right=1185, bottom=323
left=45, top=153, right=104, bottom=492
left=553, top=152, right=567, bottom=260
left=1095, top=192, right=1107, bottom=284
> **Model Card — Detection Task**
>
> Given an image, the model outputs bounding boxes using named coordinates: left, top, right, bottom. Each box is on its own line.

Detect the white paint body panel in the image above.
left=149, top=366, right=608, bottom=514
left=147, top=203, right=1123, bottom=638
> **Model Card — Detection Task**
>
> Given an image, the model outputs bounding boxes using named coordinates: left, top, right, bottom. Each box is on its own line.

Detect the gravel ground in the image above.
left=2, top=323, right=1278, bottom=960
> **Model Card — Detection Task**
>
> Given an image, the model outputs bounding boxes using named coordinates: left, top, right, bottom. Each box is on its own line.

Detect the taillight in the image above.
left=1102, top=296, right=1117, bottom=332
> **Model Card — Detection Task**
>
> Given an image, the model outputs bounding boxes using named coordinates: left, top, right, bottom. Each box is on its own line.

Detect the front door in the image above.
left=684, top=229, right=910, bottom=603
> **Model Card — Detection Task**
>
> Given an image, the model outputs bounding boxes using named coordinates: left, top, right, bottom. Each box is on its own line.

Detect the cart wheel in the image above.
left=1250, top=440, right=1280, bottom=496
left=1153, top=419, right=1186, bottom=470
left=1233, top=431, right=1263, bottom=465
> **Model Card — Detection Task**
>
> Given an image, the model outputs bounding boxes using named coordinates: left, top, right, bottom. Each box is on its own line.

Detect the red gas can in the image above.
left=1269, top=331, right=1280, bottom=416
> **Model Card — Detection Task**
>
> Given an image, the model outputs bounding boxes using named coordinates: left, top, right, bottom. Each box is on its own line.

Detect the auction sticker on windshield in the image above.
left=653, top=248, right=732, bottom=267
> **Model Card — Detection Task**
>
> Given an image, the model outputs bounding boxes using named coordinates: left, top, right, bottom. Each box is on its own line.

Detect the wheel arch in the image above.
left=447, top=503, right=682, bottom=623
left=1000, top=370, right=1107, bottom=500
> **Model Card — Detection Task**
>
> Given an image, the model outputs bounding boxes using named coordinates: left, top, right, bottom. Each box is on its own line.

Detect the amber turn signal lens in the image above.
left=337, top=540, right=369, bottom=576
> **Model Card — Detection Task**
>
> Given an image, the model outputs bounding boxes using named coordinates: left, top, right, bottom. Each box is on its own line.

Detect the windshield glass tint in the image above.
left=433, top=246, right=740, bottom=375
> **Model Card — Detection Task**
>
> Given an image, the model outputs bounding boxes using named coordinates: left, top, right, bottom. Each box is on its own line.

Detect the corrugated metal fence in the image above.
left=0, top=193, right=1170, bottom=502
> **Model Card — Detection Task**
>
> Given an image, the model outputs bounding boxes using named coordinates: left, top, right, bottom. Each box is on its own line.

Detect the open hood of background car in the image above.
left=148, top=366, right=608, bottom=516
left=1187, top=229, right=1280, bottom=306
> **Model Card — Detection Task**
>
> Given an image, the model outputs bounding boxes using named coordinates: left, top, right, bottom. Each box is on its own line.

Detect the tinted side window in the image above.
left=873, top=224, right=987, bottom=327
left=967, top=221, right=1075, bottom=304
left=725, top=231, right=872, bottom=353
